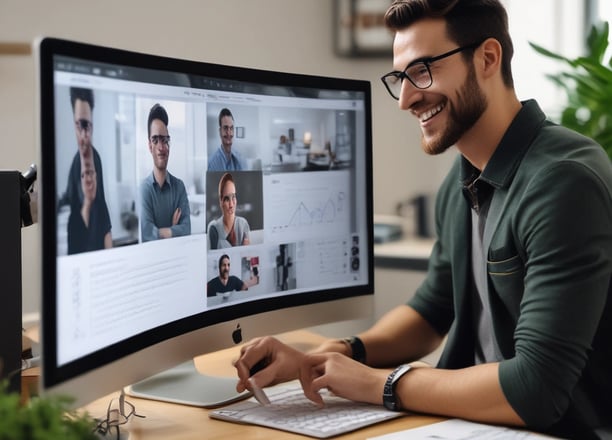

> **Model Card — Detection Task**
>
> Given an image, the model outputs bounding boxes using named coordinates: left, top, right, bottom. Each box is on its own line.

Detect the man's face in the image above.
left=80, top=155, right=97, bottom=202
left=219, top=115, right=234, bottom=153
left=393, top=19, right=487, bottom=155
left=220, top=180, right=237, bottom=220
left=149, top=118, right=170, bottom=171
left=73, top=99, right=93, bottom=156
left=219, top=257, right=230, bottom=280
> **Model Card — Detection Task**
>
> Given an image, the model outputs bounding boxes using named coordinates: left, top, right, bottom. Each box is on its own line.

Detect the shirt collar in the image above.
left=460, top=99, right=547, bottom=189
left=147, top=170, right=172, bottom=188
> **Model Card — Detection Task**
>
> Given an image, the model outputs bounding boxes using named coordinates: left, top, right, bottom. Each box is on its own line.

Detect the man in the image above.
left=234, top=1, right=612, bottom=438
left=64, top=87, right=112, bottom=253
left=207, top=254, right=258, bottom=297
left=67, top=153, right=112, bottom=254
left=140, top=103, right=191, bottom=242
left=207, top=108, right=243, bottom=171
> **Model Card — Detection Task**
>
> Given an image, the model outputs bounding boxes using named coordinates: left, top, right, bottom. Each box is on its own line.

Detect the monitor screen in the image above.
left=38, top=37, right=374, bottom=408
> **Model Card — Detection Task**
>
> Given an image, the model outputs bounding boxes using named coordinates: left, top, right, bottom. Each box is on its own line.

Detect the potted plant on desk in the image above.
left=0, top=379, right=98, bottom=440
left=530, top=21, right=612, bottom=159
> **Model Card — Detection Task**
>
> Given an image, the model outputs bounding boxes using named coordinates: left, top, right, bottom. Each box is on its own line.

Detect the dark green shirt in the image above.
left=409, top=100, right=612, bottom=438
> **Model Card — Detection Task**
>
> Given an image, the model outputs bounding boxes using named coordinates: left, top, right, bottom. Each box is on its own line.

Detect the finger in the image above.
left=298, top=358, right=327, bottom=407
left=235, top=340, right=272, bottom=387
left=299, top=375, right=326, bottom=408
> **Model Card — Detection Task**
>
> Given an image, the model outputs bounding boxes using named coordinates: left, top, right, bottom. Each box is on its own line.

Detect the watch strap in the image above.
left=342, top=336, right=366, bottom=364
left=383, top=364, right=412, bottom=411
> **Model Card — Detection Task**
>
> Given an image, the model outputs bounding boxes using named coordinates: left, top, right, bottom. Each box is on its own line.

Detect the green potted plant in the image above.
left=0, top=380, right=98, bottom=440
left=530, top=21, right=612, bottom=159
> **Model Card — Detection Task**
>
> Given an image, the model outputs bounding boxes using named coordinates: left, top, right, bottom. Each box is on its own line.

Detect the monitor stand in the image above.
left=125, top=359, right=251, bottom=407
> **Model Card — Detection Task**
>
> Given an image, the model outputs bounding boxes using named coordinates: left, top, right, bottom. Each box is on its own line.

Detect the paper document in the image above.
left=368, top=418, right=561, bottom=440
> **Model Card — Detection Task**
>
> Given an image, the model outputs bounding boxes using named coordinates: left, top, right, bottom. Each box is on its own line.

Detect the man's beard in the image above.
left=422, top=65, right=487, bottom=155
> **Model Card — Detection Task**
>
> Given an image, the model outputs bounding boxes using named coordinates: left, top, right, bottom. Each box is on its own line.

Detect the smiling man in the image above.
left=207, top=108, right=243, bottom=171
left=233, top=1, right=612, bottom=438
left=140, top=103, right=190, bottom=242
left=206, top=254, right=258, bottom=297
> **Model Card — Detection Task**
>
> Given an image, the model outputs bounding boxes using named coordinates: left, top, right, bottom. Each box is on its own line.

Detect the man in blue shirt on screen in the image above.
left=140, top=103, right=191, bottom=242
left=208, top=108, right=243, bottom=171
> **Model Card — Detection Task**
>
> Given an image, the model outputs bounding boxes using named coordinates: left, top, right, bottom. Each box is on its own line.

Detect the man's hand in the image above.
left=158, top=208, right=182, bottom=239
left=172, top=207, right=181, bottom=225
left=234, top=336, right=306, bottom=393
left=299, top=352, right=388, bottom=407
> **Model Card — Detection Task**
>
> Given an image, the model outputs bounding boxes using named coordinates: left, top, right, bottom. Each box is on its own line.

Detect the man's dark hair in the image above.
left=219, top=254, right=230, bottom=268
left=147, top=103, right=169, bottom=138
left=384, top=0, right=514, bottom=88
left=218, top=108, right=234, bottom=127
left=70, top=87, right=94, bottom=111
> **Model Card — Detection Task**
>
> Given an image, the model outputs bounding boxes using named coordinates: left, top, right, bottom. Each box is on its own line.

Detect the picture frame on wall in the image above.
left=334, top=0, right=393, bottom=57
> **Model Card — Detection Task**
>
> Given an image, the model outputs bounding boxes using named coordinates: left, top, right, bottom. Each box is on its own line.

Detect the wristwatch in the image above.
left=341, top=336, right=366, bottom=364
left=382, top=364, right=412, bottom=411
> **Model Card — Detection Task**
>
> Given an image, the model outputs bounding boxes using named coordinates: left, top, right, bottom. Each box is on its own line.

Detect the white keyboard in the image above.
left=209, top=381, right=404, bottom=438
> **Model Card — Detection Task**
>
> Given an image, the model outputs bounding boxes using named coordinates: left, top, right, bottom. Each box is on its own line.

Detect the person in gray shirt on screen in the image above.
left=207, top=108, right=243, bottom=171
left=140, top=103, right=190, bottom=242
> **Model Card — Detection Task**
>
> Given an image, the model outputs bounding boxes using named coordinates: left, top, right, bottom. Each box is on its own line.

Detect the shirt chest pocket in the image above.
left=487, top=247, right=525, bottom=321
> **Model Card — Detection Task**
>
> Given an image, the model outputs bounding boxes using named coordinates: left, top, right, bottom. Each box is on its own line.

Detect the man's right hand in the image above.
left=172, top=207, right=181, bottom=225
left=234, top=336, right=306, bottom=393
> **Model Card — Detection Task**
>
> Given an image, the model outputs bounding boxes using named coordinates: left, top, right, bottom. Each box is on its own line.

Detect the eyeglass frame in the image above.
left=94, top=392, right=145, bottom=438
left=150, top=134, right=171, bottom=146
left=380, top=41, right=483, bottom=100
left=221, top=192, right=237, bottom=203
left=75, top=118, right=93, bottom=133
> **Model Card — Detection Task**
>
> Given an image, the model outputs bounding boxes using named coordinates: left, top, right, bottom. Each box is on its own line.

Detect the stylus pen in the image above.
left=249, top=360, right=271, bottom=406
left=249, top=378, right=271, bottom=406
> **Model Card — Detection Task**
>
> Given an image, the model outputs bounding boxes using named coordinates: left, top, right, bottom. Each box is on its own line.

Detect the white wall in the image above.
left=1, top=0, right=452, bottom=314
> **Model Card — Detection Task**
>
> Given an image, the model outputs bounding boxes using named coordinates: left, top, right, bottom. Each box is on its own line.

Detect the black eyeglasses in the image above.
left=150, top=135, right=171, bottom=146
left=381, top=42, right=482, bottom=100
left=222, top=193, right=237, bottom=203
left=75, top=119, right=93, bottom=133
left=94, top=391, right=145, bottom=439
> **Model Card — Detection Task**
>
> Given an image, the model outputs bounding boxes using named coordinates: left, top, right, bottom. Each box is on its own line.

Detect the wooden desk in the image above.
left=82, top=330, right=445, bottom=439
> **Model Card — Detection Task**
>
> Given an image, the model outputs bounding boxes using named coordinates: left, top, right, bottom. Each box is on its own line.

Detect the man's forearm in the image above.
left=396, top=362, right=524, bottom=426
left=359, top=305, right=444, bottom=367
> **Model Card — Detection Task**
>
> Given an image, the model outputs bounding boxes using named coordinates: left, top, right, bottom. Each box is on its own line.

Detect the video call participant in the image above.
left=234, top=1, right=612, bottom=438
left=208, top=173, right=250, bottom=249
left=140, top=103, right=191, bottom=242
left=207, top=254, right=258, bottom=297
left=67, top=154, right=112, bottom=254
left=60, top=88, right=109, bottom=208
left=207, top=108, right=243, bottom=171
left=64, top=87, right=112, bottom=254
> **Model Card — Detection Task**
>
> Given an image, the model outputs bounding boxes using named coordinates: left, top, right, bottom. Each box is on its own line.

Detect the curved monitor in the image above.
left=37, top=37, right=374, bottom=408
